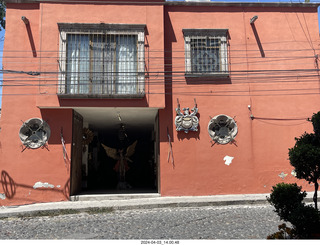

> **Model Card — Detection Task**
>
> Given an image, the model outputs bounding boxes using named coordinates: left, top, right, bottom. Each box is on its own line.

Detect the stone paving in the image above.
left=0, top=204, right=285, bottom=240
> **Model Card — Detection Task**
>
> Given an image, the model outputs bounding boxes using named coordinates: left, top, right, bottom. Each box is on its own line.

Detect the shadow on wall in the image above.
left=0, top=170, right=70, bottom=200
left=177, top=125, right=200, bottom=141
left=250, top=22, right=265, bottom=58
left=159, top=10, right=176, bottom=144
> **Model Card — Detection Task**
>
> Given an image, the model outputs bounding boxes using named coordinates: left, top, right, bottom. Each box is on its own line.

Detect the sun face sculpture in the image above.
left=208, top=115, right=237, bottom=144
left=19, top=118, right=51, bottom=149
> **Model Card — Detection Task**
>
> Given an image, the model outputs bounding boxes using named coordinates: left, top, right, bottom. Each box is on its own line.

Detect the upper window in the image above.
left=183, top=29, right=229, bottom=77
left=58, top=23, right=145, bottom=97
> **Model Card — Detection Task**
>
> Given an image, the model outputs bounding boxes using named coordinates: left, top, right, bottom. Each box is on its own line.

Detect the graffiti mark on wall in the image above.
left=0, top=193, right=5, bottom=200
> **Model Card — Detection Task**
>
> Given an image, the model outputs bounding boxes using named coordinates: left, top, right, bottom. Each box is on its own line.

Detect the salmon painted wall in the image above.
left=36, top=2, right=165, bottom=109
left=1, top=1, right=320, bottom=206
left=0, top=1, right=164, bottom=206
left=0, top=4, right=74, bottom=206
left=159, top=5, right=320, bottom=196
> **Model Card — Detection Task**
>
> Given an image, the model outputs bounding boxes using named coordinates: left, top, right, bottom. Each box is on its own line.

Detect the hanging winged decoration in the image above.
left=101, top=140, right=138, bottom=189
left=101, top=144, right=119, bottom=161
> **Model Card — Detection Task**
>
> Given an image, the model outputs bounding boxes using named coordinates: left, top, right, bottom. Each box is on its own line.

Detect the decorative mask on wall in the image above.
left=208, top=114, right=238, bottom=144
left=19, top=118, right=51, bottom=149
left=175, top=99, right=199, bottom=133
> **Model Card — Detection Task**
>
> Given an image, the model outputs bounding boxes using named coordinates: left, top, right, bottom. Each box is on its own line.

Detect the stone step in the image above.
left=70, top=193, right=160, bottom=201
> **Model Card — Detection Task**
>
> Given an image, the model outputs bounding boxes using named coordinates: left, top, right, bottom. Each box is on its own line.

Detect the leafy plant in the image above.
left=288, top=205, right=320, bottom=239
left=0, top=0, right=5, bottom=30
left=268, top=112, right=320, bottom=239
left=267, top=182, right=320, bottom=239
left=288, top=112, right=320, bottom=210
left=267, top=182, right=306, bottom=221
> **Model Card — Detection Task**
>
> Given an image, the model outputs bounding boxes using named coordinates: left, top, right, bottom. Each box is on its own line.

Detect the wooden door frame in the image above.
left=70, top=110, right=83, bottom=196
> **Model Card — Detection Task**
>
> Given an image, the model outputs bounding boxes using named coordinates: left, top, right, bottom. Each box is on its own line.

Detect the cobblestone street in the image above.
left=0, top=204, right=284, bottom=240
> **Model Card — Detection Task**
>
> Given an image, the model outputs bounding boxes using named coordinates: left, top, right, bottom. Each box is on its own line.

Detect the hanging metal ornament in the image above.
left=82, top=128, right=94, bottom=146
left=175, top=98, right=199, bottom=133
left=118, top=123, right=128, bottom=145
left=19, top=118, right=51, bottom=149
left=208, top=114, right=238, bottom=145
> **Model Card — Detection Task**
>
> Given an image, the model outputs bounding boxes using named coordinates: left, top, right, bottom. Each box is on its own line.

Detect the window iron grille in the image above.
left=58, top=23, right=145, bottom=98
left=183, top=29, right=229, bottom=78
left=190, top=37, right=222, bottom=73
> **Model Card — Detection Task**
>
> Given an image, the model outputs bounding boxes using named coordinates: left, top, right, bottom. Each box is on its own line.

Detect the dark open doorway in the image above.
left=71, top=108, right=159, bottom=195
left=85, top=125, right=158, bottom=193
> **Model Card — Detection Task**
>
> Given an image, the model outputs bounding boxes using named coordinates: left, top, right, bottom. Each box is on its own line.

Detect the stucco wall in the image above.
left=36, top=3, right=165, bottom=108
left=159, top=5, right=320, bottom=196
left=1, top=1, right=320, bottom=206
left=0, top=2, right=164, bottom=206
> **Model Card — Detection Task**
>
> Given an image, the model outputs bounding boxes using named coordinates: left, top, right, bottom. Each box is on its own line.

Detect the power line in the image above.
left=2, top=68, right=320, bottom=74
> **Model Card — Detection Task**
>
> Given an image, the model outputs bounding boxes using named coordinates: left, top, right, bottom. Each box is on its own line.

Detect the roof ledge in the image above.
left=4, top=0, right=319, bottom=8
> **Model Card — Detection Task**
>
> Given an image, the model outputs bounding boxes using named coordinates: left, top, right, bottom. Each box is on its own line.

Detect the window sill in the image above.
left=185, top=72, right=229, bottom=78
left=57, top=93, right=145, bottom=99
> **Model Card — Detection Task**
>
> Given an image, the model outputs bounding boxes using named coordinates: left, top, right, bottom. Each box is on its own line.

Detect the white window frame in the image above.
left=58, top=23, right=146, bottom=98
left=183, top=29, right=229, bottom=78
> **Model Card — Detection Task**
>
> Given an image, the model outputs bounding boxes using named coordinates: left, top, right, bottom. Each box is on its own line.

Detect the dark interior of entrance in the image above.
left=83, top=125, right=158, bottom=194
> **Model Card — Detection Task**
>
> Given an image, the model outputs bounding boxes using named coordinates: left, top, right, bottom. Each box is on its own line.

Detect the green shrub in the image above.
left=267, top=183, right=306, bottom=221
left=288, top=111, right=320, bottom=210
left=267, top=182, right=320, bottom=239
left=288, top=205, right=320, bottom=239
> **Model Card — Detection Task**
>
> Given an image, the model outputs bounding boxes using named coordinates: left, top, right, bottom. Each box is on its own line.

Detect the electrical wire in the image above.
left=1, top=40, right=320, bottom=97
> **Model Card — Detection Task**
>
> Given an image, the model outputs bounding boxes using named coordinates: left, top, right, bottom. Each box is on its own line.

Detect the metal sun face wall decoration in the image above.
left=175, top=99, right=199, bottom=133
left=19, top=118, right=51, bottom=149
left=208, top=114, right=238, bottom=144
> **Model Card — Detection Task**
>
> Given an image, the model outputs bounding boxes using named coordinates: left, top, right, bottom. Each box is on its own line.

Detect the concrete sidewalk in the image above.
left=0, top=192, right=317, bottom=219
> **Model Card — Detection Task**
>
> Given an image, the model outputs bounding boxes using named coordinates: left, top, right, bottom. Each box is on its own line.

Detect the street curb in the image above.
left=0, top=198, right=270, bottom=219
left=0, top=192, right=318, bottom=219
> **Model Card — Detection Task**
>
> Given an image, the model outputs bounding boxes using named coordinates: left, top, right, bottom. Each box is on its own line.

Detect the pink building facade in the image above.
left=1, top=0, right=320, bottom=206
